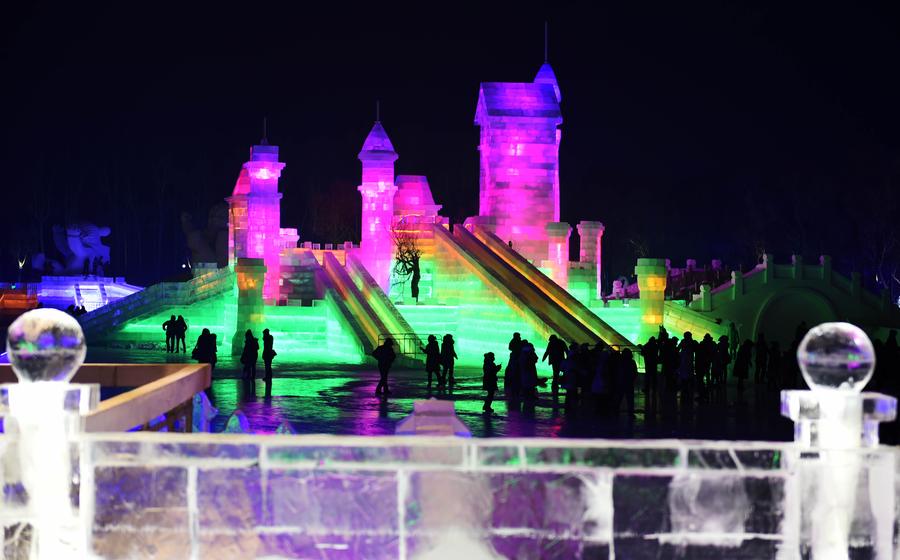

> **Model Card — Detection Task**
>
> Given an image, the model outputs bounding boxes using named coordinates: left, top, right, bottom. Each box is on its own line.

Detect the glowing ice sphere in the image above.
left=6, top=308, right=86, bottom=383
left=797, top=322, right=874, bottom=392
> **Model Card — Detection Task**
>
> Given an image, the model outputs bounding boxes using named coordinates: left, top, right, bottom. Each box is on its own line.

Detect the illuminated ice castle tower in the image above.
left=227, top=141, right=288, bottom=302
left=357, top=121, right=399, bottom=291
left=474, top=60, right=563, bottom=264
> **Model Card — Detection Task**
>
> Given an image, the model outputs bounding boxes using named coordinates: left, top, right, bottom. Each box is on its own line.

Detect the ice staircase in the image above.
left=78, top=267, right=235, bottom=346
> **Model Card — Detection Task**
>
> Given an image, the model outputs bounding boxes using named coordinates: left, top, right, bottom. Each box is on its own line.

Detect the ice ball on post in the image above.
left=6, top=308, right=86, bottom=383
left=797, top=322, right=875, bottom=393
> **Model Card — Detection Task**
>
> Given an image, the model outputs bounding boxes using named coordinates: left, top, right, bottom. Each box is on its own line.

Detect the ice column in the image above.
left=543, top=222, right=571, bottom=289
left=781, top=323, right=897, bottom=559
left=231, top=257, right=266, bottom=355
left=577, top=221, right=604, bottom=298
left=4, top=309, right=98, bottom=559
left=634, top=258, right=667, bottom=343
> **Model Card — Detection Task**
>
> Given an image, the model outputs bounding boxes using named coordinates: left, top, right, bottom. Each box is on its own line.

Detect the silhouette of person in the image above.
left=175, top=315, right=188, bottom=353
left=372, top=338, right=396, bottom=396
left=755, top=333, right=768, bottom=384
left=734, top=339, right=753, bottom=393
left=410, top=255, right=421, bottom=302
left=482, top=352, right=501, bottom=413
left=162, top=315, right=176, bottom=353
left=440, top=334, right=458, bottom=387
left=642, top=336, right=659, bottom=404
left=192, top=328, right=211, bottom=363
left=520, top=340, right=539, bottom=399
left=712, top=336, right=730, bottom=387
left=619, top=348, right=638, bottom=416
left=240, top=329, right=259, bottom=396
left=728, top=322, right=740, bottom=359
left=209, top=334, right=218, bottom=373
left=262, top=329, right=277, bottom=397
left=420, top=335, right=440, bottom=389
left=542, top=334, right=567, bottom=396
left=505, top=333, right=522, bottom=397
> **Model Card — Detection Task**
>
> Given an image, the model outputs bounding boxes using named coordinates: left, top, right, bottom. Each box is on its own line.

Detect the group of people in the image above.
left=65, top=304, right=89, bottom=317
left=370, top=333, right=460, bottom=398
left=162, top=315, right=188, bottom=353
left=239, top=329, right=277, bottom=397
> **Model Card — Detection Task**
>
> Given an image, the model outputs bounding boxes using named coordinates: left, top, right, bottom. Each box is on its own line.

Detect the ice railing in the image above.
left=2, top=310, right=898, bottom=559
left=0, top=434, right=896, bottom=559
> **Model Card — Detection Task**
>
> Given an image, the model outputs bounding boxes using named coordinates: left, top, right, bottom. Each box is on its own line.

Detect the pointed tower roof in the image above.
left=534, top=62, right=561, bottom=103
left=359, top=121, right=396, bottom=158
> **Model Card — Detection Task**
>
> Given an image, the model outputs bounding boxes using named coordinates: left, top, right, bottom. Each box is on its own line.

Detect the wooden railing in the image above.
left=0, top=363, right=211, bottom=432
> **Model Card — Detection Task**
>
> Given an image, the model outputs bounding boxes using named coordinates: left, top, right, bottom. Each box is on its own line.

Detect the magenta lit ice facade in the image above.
left=474, top=63, right=563, bottom=264
left=358, top=122, right=399, bottom=292
left=394, top=175, right=443, bottom=224
left=227, top=144, right=288, bottom=302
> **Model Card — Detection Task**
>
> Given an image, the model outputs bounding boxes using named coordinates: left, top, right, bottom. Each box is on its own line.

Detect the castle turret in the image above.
left=474, top=62, right=563, bottom=264
left=357, top=121, right=398, bottom=291
left=227, top=142, right=286, bottom=302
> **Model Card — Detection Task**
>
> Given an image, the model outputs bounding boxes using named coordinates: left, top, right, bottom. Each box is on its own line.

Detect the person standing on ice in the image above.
left=240, top=330, right=259, bottom=397
left=372, top=338, right=396, bottom=397
left=162, top=315, right=177, bottom=353
left=482, top=352, right=501, bottom=414
left=420, top=335, right=440, bottom=390
left=262, top=329, right=277, bottom=398
left=440, top=334, right=458, bottom=387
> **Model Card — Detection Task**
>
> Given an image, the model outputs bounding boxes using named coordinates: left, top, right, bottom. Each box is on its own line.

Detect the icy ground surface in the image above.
left=84, top=348, right=808, bottom=440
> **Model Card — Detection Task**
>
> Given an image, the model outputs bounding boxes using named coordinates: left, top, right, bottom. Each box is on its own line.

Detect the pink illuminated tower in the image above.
left=357, top=121, right=398, bottom=291
left=227, top=141, right=286, bottom=302
left=474, top=60, right=563, bottom=263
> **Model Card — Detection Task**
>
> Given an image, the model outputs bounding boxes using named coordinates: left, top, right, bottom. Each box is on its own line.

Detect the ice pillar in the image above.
left=544, top=222, right=571, bottom=288
left=227, top=143, right=286, bottom=302
left=358, top=121, right=398, bottom=292
left=231, top=257, right=265, bottom=355
left=635, top=258, right=667, bottom=343
left=577, top=221, right=604, bottom=299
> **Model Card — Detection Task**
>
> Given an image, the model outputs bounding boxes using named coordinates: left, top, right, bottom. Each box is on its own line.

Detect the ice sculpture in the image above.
left=4, top=308, right=94, bottom=558
left=395, top=399, right=471, bottom=436
left=32, top=222, right=111, bottom=275
left=782, top=322, right=896, bottom=558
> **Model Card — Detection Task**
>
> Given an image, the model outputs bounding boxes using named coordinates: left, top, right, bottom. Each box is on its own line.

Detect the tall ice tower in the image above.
left=474, top=61, right=563, bottom=263
left=227, top=141, right=286, bottom=302
left=357, top=121, right=398, bottom=291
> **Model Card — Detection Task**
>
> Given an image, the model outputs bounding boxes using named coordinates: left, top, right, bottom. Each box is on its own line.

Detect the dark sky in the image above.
left=3, top=2, right=900, bottom=286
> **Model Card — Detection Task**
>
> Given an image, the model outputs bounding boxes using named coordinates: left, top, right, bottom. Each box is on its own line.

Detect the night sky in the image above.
left=3, top=2, right=900, bottom=289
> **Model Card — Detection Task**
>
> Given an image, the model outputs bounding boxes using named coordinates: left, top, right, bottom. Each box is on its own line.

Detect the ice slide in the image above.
left=434, top=224, right=631, bottom=348
left=321, top=252, right=423, bottom=364
left=467, top=224, right=632, bottom=347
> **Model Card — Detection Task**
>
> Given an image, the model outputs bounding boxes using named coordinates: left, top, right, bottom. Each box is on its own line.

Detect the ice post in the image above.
left=781, top=322, right=897, bottom=559
left=4, top=309, right=98, bottom=559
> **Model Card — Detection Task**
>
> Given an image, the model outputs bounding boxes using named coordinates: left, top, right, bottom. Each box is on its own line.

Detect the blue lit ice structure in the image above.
left=395, top=398, right=471, bottom=437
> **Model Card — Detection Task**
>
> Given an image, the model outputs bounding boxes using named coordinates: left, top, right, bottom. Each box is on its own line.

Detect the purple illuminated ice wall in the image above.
left=474, top=62, right=563, bottom=264
left=227, top=143, right=288, bottom=302
left=357, top=121, right=399, bottom=292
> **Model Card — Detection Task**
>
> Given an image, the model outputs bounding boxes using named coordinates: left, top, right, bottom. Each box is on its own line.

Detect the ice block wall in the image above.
left=1, top=433, right=892, bottom=559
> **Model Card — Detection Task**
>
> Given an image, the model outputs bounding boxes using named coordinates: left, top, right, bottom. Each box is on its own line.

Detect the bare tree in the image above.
left=391, top=220, right=422, bottom=302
